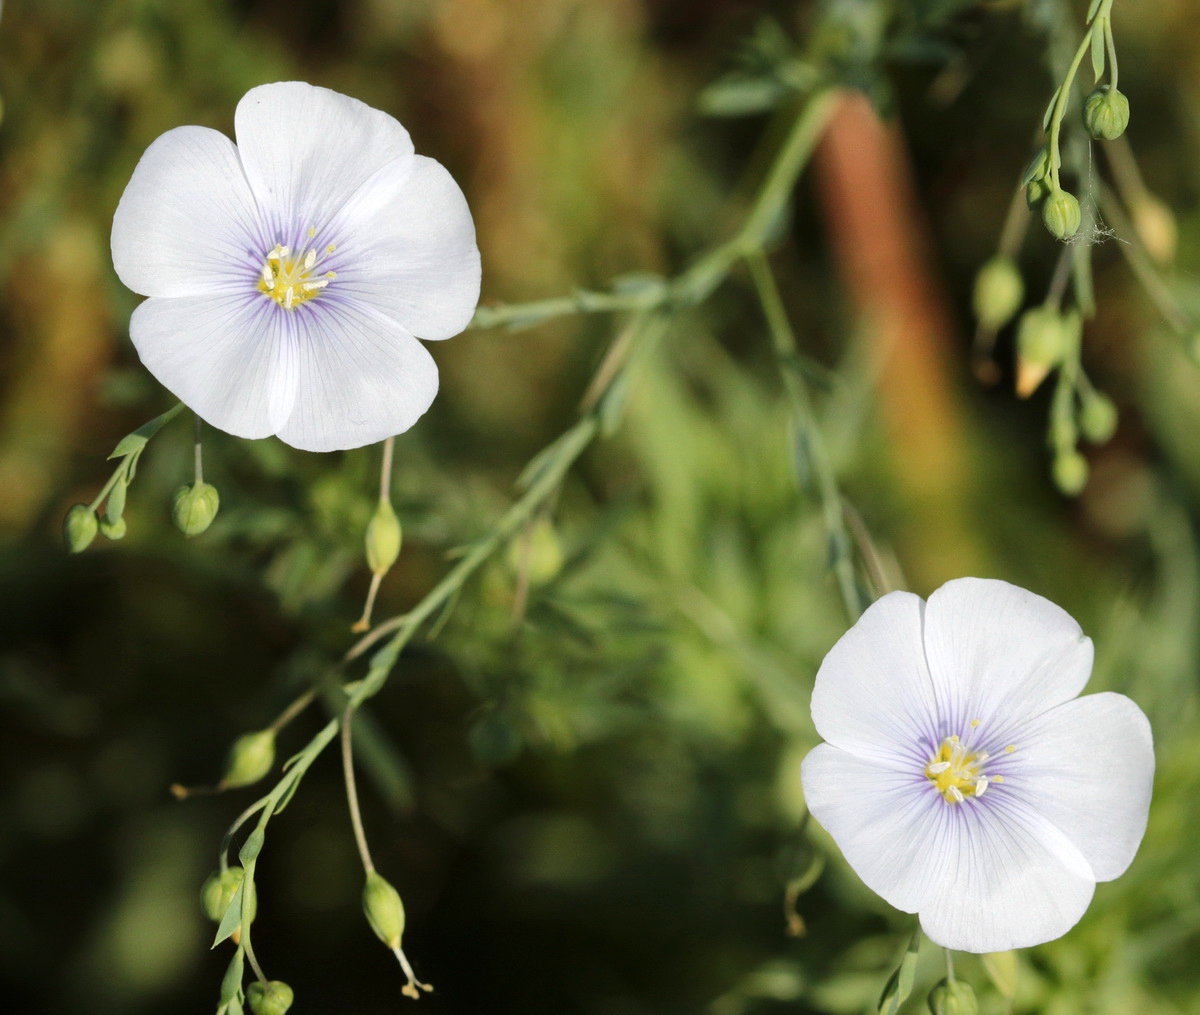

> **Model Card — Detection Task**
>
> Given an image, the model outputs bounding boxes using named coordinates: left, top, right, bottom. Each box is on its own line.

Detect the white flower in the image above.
left=801, top=577, right=1154, bottom=953
left=111, top=82, right=481, bottom=452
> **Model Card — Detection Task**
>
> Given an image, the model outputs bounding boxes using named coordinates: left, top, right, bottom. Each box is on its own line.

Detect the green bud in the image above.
left=221, top=729, right=276, bottom=789
left=365, top=499, right=402, bottom=575
left=363, top=869, right=406, bottom=949
left=1084, top=85, right=1130, bottom=141
left=172, top=481, right=220, bottom=536
left=246, top=980, right=294, bottom=1015
left=928, top=978, right=977, bottom=1015
left=1015, top=307, right=1067, bottom=397
left=1025, top=176, right=1051, bottom=210
left=1080, top=391, right=1118, bottom=444
left=99, top=515, right=127, bottom=540
left=64, top=505, right=99, bottom=553
left=201, top=867, right=245, bottom=922
left=972, top=256, right=1023, bottom=331
left=1053, top=450, right=1089, bottom=496
left=1042, top=188, right=1081, bottom=240
left=505, top=517, right=564, bottom=587
left=1020, top=146, right=1049, bottom=187
left=225, top=998, right=245, bottom=1015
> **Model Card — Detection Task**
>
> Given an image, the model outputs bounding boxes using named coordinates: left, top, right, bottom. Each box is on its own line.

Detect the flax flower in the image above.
left=111, top=82, right=480, bottom=452
left=801, top=578, right=1154, bottom=952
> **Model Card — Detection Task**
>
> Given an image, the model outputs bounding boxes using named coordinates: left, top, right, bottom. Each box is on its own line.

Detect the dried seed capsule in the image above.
left=221, top=730, right=276, bottom=789
left=363, top=870, right=407, bottom=949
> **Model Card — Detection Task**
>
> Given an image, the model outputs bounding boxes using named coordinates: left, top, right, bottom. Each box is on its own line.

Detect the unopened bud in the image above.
left=201, top=867, right=245, bottom=922
left=363, top=870, right=407, bottom=950
left=1015, top=307, right=1068, bottom=397
left=1025, top=176, right=1051, bottom=210
left=246, top=980, right=294, bottom=1015
left=99, top=516, right=127, bottom=540
left=172, top=481, right=219, bottom=536
left=972, top=256, right=1023, bottom=331
left=365, top=499, right=402, bottom=575
left=221, top=729, right=275, bottom=789
left=506, top=517, right=563, bottom=587
left=1080, top=391, right=1118, bottom=444
left=64, top=505, right=98, bottom=553
left=1020, top=146, right=1049, bottom=187
left=928, top=978, right=978, bottom=1015
left=1084, top=85, right=1130, bottom=141
left=1053, top=451, right=1089, bottom=496
left=1042, top=188, right=1081, bottom=240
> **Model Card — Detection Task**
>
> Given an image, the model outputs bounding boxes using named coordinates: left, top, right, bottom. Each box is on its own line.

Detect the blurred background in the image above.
left=3, top=0, right=1200, bottom=1012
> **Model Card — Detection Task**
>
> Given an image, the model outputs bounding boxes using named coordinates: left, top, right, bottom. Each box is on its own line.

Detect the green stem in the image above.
left=1047, top=32, right=1093, bottom=189
left=745, top=249, right=860, bottom=622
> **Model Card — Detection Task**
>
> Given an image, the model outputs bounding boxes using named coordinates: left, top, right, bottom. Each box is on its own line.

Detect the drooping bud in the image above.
left=363, top=870, right=407, bottom=950
left=927, top=978, right=978, bottom=1015
left=1080, top=391, right=1118, bottom=444
left=972, top=256, right=1023, bottom=332
left=246, top=980, right=294, bottom=1015
left=172, top=481, right=220, bottom=536
left=1015, top=307, right=1068, bottom=397
left=221, top=729, right=276, bottom=789
left=365, top=499, right=402, bottom=575
left=64, top=505, right=99, bottom=553
left=1025, top=176, right=1051, bottom=210
left=1053, top=450, right=1089, bottom=496
left=1042, top=188, right=1081, bottom=240
left=1083, top=85, right=1130, bottom=141
left=99, top=516, right=128, bottom=540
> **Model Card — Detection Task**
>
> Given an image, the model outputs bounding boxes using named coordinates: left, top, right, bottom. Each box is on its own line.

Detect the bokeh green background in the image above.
left=2, top=0, right=1200, bottom=1012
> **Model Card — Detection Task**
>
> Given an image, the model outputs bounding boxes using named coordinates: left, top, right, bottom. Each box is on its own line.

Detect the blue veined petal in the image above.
left=111, top=125, right=268, bottom=298
left=923, top=577, right=1094, bottom=736
left=129, top=293, right=297, bottom=438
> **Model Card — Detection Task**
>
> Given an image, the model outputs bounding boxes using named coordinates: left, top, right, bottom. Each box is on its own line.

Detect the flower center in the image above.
left=924, top=729, right=1008, bottom=804
left=257, top=229, right=336, bottom=310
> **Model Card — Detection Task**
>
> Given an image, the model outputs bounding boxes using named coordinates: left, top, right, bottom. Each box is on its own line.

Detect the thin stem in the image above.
left=1047, top=34, right=1094, bottom=188
left=268, top=687, right=318, bottom=733
left=745, top=250, right=860, bottom=622
left=944, top=947, right=957, bottom=985
left=87, top=457, right=129, bottom=512
left=341, top=704, right=375, bottom=874
left=242, top=932, right=268, bottom=985
left=378, top=435, right=395, bottom=504
left=193, top=414, right=204, bottom=486
left=1045, top=244, right=1074, bottom=309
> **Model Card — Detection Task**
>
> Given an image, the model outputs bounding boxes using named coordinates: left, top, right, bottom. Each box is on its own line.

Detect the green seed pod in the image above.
left=363, top=869, right=407, bottom=949
left=365, top=499, right=402, bottom=575
left=246, top=980, right=294, bottom=1015
left=928, top=978, right=978, bottom=1015
left=221, top=729, right=276, bottom=789
left=99, top=516, right=128, bottom=540
left=1080, top=391, right=1118, bottom=444
left=201, top=867, right=245, bottom=922
left=64, top=505, right=99, bottom=553
left=1042, top=188, right=1081, bottom=240
left=972, top=256, right=1024, bottom=331
left=505, top=517, right=564, bottom=587
left=172, top=481, right=220, bottom=536
left=1053, top=451, right=1089, bottom=496
left=1084, top=85, right=1130, bottom=141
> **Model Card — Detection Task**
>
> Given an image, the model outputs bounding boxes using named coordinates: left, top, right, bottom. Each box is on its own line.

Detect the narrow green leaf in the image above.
left=1042, top=88, right=1060, bottom=132
left=1086, top=0, right=1104, bottom=22
left=108, top=402, right=184, bottom=459
left=220, top=948, right=245, bottom=1004
left=238, top=828, right=264, bottom=865
left=878, top=929, right=921, bottom=1015
left=212, top=882, right=244, bottom=948
left=1090, top=21, right=1106, bottom=82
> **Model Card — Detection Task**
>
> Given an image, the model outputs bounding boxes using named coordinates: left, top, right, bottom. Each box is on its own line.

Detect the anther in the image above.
left=949, top=786, right=965, bottom=803
left=304, top=249, right=317, bottom=270
left=326, top=244, right=337, bottom=254
left=308, top=226, right=316, bottom=238
left=261, top=264, right=274, bottom=286
left=974, top=778, right=988, bottom=797
left=927, top=761, right=951, bottom=774
left=970, top=719, right=981, bottom=728
left=301, top=280, right=328, bottom=292
left=284, top=286, right=295, bottom=309
left=1005, top=745, right=1015, bottom=753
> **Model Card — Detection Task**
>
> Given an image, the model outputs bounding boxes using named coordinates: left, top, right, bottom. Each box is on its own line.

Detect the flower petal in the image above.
left=327, top=155, right=481, bottom=340
left=918, top=791, right=1096, bottom=952
left=273, top=298, right=439, bottom=452
left=923, top=578, right=1094, bottom=737
left=810, top=591, right=941, bottom=768
left=234, top=82, right=415, bottom=249
left=111, top=126, right=267, bottom=298
left=802, top=743, right=953, bottom=913
left=129, top=294, right=296, bottom=438
left=1000, top=692, right=1153, bottom=882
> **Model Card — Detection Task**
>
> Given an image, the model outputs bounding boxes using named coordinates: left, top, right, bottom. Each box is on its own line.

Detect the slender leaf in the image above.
left=1090, top=21, right=1106, bottom=81
left=878, top=929, right=921, bottom=1015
